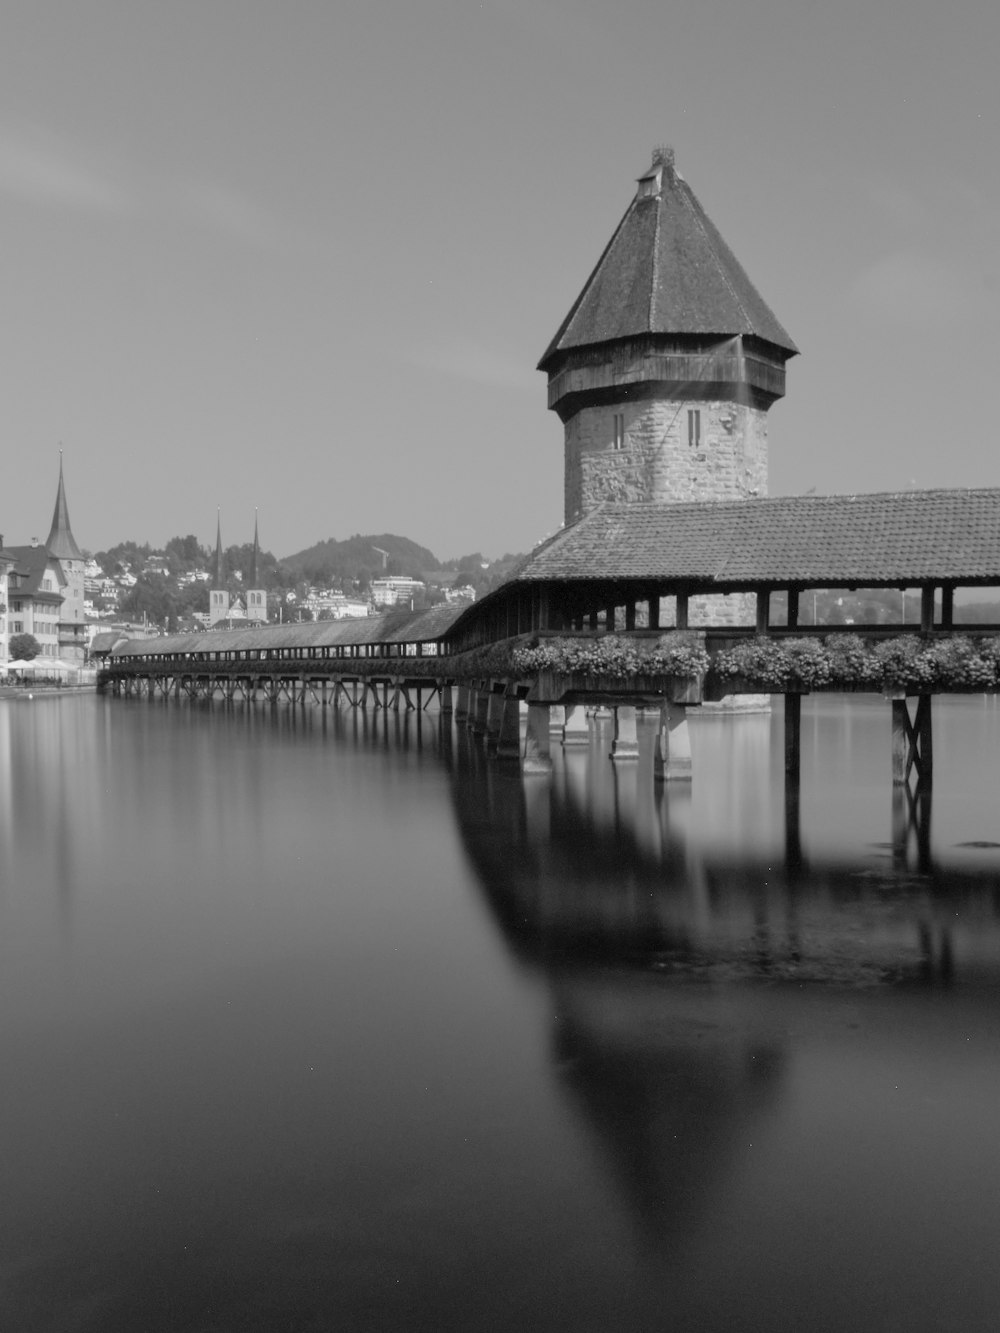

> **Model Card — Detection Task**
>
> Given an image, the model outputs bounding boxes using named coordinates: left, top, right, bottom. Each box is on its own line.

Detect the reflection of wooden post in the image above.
left=891, top=786, right=909, bottom=868
left=891, top=699, right=908, bottom=784
left=917, top=695, right=933, bottom=783
left=784, top=693, right=801, bottom=787
left=562, top=704, right=590, bottom=747
left=472, top=689, right=490, bottom=736
left=440, top=683, right=453, bottom=714
left=497, top=693, right=521, bottom=760
left=653, top=702, right=692, bottom=781
left=455, top=684, right=469, bottom=723
left=523, top=703, right=553, bottom=774
left=548, top=704, right=566, bottom=738
left=610, top=705, right=639, bottom=762
left=485, top=690, right=504, bottom=750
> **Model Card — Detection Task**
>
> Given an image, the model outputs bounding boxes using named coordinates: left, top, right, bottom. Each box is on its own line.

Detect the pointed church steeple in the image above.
left=246, top=509, right=268, bottom=625
left=213, top=509, right=225, bottom=585
left=46, top=452, right=84, bottom=561
left=208, top=509, right=230, bottom=628
left=249, top=510, right=260, bottom=587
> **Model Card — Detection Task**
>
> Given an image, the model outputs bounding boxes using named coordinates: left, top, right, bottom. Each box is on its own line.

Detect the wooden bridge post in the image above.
left=610, top=706, right=639, bottom=762
left=454, top=684, right=469, bottom=722
left=439, top=682, right=453, bottom=714
left=891, top=695, right=933, bottom=786
left=562, top=705, right=590, bottom=746
left=783, top=694, right=803, bottom=867
left=523, top=703, right=553, bottom=774
left=653, top=702, right=692, bottom=781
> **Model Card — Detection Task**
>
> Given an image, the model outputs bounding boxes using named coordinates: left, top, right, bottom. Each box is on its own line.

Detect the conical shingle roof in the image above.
left=539, top=149, right=797, bottom=371
left=46, top=455, right=84, bottom=561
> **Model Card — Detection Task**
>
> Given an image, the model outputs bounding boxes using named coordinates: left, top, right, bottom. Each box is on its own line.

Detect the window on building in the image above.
left=613, top=412, right=626, bottom=451
left=688, top=409, right=701, bottom=448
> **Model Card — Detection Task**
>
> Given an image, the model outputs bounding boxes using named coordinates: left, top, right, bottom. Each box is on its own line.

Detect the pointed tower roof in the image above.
left=213, top=510, right=225, bottom=585
left=46, top=453, right=84, bottom=561
left=538, top=147, right=797, bottom=371
left=249, top=511, right=260, bottom=586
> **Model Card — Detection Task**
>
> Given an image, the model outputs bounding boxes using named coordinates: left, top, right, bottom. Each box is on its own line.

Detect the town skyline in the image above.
left=3, top=0, right=997, bottom=558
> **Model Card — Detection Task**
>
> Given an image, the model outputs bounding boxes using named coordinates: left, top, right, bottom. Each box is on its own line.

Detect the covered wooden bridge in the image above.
left=99, top=488, right=1000, bottom=788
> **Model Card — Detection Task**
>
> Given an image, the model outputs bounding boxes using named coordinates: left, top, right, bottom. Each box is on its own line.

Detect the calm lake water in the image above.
left=3, top=692, right=1000, bottom=1331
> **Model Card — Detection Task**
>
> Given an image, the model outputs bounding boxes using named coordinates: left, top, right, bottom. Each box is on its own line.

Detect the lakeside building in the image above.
left=5, top=459, right=88, bottom=664
left=0, top=544, right=14, bottom=667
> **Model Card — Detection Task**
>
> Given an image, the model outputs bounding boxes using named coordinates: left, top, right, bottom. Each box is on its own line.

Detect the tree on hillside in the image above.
left=9, top=633, right=41, bottom=660
left=165, top=534, right=207, bottom=569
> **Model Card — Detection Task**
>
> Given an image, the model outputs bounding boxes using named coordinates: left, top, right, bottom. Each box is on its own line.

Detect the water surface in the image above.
left=2, top=694, right=1000, bottom=1331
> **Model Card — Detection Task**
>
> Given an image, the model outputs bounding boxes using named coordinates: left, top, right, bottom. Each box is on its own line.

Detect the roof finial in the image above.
left=652, top=144, right=675, bottom=174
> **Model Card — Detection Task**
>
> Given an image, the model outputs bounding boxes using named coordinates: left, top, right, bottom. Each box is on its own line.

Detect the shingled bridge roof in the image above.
left=503, top=490, right=1000, bottom=590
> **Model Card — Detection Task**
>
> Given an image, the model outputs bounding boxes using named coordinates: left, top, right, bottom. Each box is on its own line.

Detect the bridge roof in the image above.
left=501, top=489, right=1000, bottom=589
left=112, top=603, right=464, bottom=656
left=538, top=149, right=797, bottom=371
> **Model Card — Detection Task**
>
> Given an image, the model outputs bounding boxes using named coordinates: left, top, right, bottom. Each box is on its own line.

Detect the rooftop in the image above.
left=499, top=489, right=1000, bottom=590
left=539, top=147, right=797, bottom=371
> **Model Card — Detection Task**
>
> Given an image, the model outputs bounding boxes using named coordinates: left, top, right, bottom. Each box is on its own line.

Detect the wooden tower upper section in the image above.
left=539, top=148, right=797, bottom=525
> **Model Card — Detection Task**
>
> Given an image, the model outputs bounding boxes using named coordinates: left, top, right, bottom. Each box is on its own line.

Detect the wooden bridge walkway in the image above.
left=97, top=489, right=1000, bottom=792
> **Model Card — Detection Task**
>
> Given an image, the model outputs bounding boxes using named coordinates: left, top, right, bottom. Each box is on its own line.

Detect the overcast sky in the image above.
left=2, top=0, right=997, bottom=561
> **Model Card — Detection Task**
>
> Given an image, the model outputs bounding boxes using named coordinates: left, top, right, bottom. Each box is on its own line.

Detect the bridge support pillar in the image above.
left=455, top=684, right=469, bottom=723
left=486, top=690, right=504, bottom=751
left=548, top=704, right=565, bottom=738
left=891, top=695, right=933, bottom=787
left=497, top=693, right=522, bottom=760
left=472, top=688, right=490, bottom=736
left=653, top=702, right=692, bottom=780
left=523, top=703, right=553, bottom=774
left=440, top=683, right=453, bottom=715
left=562, top=704, right=590, bottom=747
left=610, top=706, right=640, bottom=762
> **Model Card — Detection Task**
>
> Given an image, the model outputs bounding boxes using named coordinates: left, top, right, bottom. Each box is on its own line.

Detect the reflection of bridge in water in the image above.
left=313, top=700, right=1000, bottom=1272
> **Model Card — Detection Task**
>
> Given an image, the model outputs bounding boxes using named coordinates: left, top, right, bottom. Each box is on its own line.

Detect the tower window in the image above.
left=613, top=413, right=626, bottom=451
left=687, top=409, right=701, bottom=448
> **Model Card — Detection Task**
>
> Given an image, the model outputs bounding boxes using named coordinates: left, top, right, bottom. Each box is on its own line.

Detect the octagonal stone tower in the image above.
left=539, top=148, right=797, bottom=527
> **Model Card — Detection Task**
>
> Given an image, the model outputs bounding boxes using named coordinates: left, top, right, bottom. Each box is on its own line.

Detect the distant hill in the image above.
left=280, top=533, right=440, bottom=585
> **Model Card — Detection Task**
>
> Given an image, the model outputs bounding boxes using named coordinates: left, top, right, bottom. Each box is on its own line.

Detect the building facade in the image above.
left=5, top=459, right=88, bottom=664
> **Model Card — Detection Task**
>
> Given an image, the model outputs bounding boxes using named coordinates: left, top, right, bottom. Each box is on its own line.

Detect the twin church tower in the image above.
left=539, top=147, right=796, bottom=526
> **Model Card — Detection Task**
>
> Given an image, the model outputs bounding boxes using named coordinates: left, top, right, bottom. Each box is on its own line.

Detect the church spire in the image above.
left=213, top=509, right=225, bottom=585
left=250, top=509, right=259, bottom=586
left=46, top=451, right=84, bottom=561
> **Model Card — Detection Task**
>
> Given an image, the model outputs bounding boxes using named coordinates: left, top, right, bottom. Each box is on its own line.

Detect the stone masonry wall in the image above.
left=564, top=397, right=769, bottom=525
left=565, top=396, right=770, bottom=630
